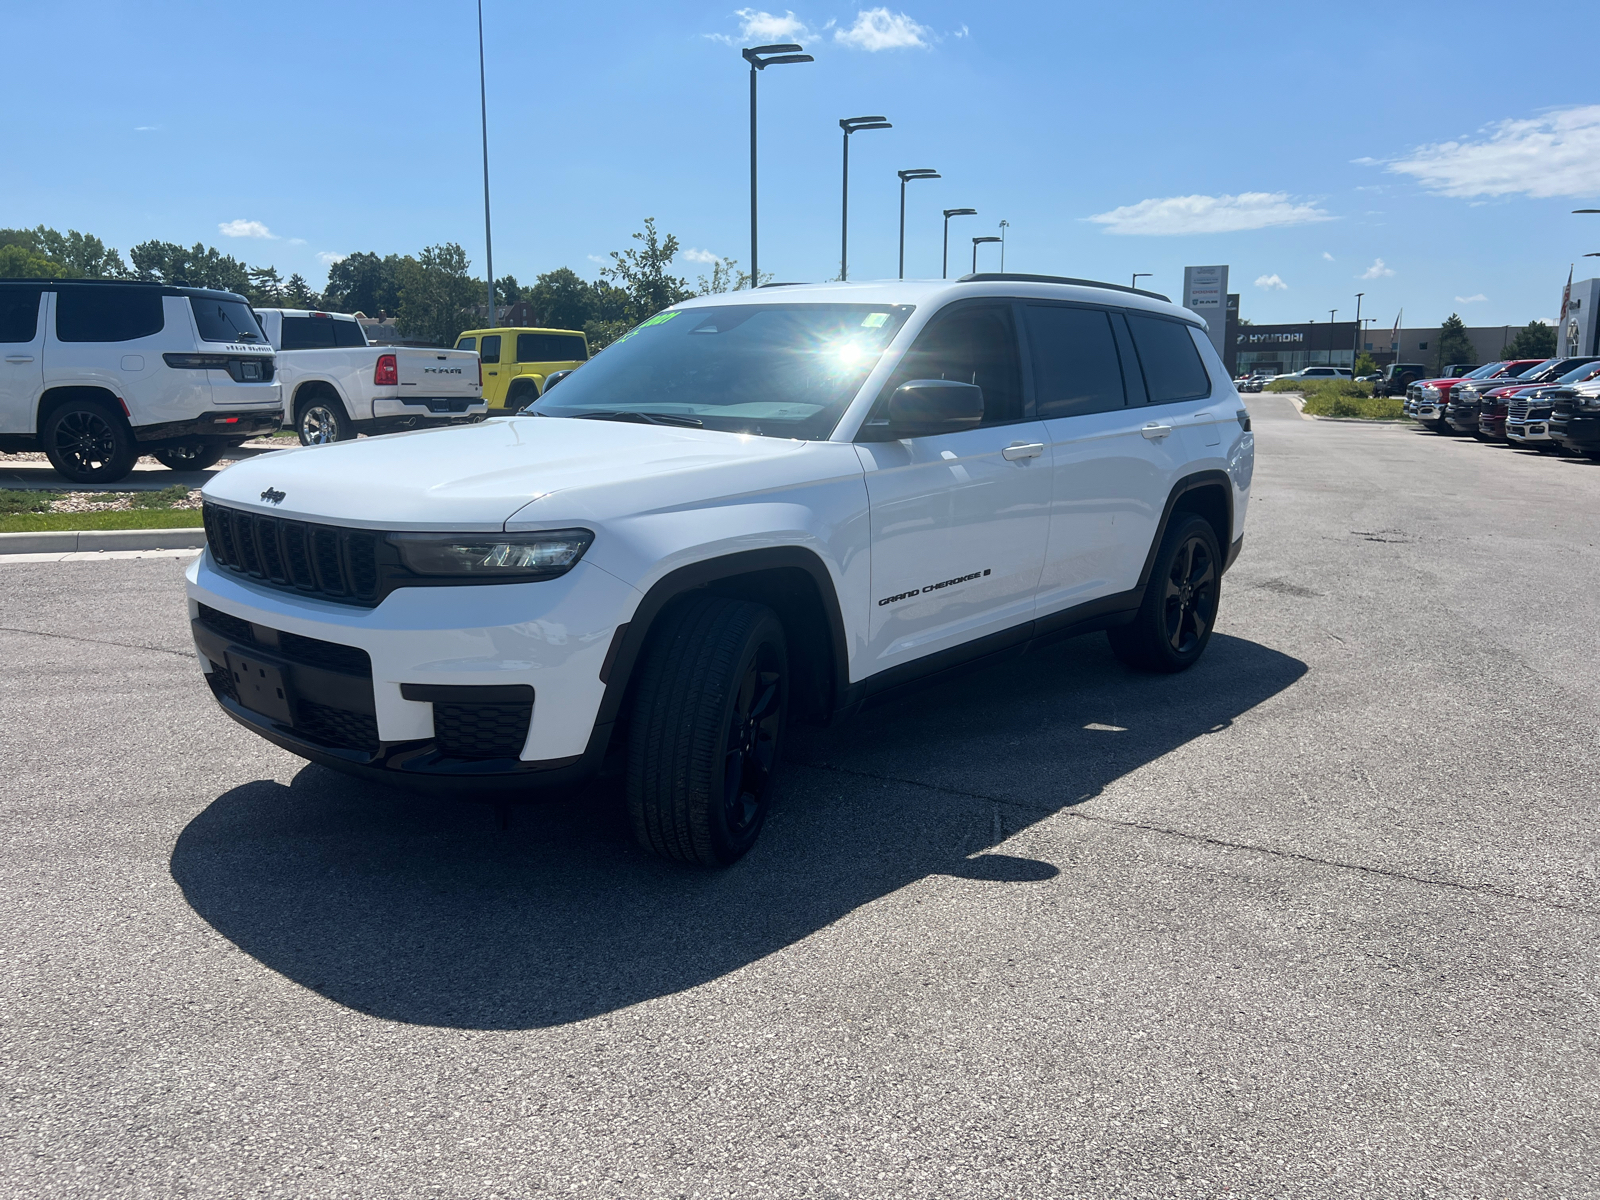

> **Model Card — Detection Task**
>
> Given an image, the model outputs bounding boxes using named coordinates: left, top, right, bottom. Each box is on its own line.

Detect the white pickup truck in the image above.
left=254, top=309, right=486, bottom=444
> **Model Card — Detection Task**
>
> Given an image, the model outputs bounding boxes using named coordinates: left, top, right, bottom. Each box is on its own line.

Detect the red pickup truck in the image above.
left=1407, top=361, right=1542, bottom=432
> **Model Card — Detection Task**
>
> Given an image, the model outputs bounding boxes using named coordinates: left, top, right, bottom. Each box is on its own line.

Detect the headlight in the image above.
left=1422, top=385, right=1440, bottom=397
left=388, top=529, right=594, bottom=579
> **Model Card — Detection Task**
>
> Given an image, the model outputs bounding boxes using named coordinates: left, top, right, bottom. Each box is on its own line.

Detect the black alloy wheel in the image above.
left=42, top=401, right=138, bottom=484
left=627, top=594, right=789, bottom=866
left=1107, top=513, right=1222, bottom=673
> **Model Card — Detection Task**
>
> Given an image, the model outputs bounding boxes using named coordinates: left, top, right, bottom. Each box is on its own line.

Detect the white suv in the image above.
left=186, top=275, right=1253, bottom=866
left=0, top=280, right=282, bottom=481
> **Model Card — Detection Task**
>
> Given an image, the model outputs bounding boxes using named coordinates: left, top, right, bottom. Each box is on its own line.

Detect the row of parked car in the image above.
left=1403, top=356, right=1600, bottom=456
left=0, top=278, right=590, bottom=484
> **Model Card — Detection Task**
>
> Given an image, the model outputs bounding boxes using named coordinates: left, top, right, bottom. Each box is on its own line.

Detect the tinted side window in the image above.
left=1023, top=305, right=1125, bottom=418
left=516, top=332, right=588, bottom=362
left=55, top=287, right=165, bottom=343
left=280, top=316, right=337, bottom=350
left=479, top=334, right=501, bottom=364
left=332, top=319, right=366, bottom=348
left=1125, top=314, right=1210, bottom=404
left=0, top=286, right=42, bottom=343
left=456, top=337, right=476, bottom=353
left=890, top=304, right=1023, bottom=426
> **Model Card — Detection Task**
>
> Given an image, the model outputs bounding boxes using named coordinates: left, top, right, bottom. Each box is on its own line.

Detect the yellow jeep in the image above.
left=455, top=327, right=589, bottom=410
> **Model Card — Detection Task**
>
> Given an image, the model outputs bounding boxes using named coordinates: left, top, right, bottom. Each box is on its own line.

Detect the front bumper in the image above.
left=1445, top=408, right=1480, bottom=431
left=1552, top=412, right=1600, bottom=450
left=186, top=550, right=639, bottom=793
left=1506, top=418, right=1552, bottom=444
left=1414, top=403, right=1444, bottom=420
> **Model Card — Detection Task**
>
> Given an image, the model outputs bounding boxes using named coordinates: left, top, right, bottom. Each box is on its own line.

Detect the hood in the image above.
left=202, top=416, right=816, bottom=531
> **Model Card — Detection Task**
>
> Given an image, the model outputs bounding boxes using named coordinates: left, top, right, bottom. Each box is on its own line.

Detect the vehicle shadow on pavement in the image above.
left=170, top=632, right=1306, bottom=1030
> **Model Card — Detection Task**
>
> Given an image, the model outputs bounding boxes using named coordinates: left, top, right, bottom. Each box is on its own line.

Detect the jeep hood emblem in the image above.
left=260, top=487, right=286, bottom=504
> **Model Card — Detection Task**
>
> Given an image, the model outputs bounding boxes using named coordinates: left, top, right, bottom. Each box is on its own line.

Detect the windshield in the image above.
left=1556, top=361, right=1600, bottom=384
left=1516, top=359, right=1558, bottom=378
left=526, top=303, right=914, bottom=439
left=1461, top=362, right=1503, bottom=379
left=190, top=296, right=265, bottom=344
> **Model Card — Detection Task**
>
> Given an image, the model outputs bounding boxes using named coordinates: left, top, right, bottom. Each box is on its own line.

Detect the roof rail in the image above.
left=956, top=272, right=1170, bottom=302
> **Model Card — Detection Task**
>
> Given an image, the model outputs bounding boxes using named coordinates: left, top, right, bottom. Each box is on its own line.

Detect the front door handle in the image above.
left=4, top=355, right=34, bottom=363
left=1002, top=441, right=1045, bottom=460
left=1141, top=423, right=1172, bottom=440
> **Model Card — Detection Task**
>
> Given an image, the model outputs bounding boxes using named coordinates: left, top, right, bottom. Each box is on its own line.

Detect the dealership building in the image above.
left=1221, top=309, right=1555, bottom=376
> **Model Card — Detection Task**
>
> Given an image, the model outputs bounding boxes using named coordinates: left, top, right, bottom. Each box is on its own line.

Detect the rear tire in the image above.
left=1107, top=514, right=1221, bottom=674
left=42, top=400, right=138, bottom=484
left=626, top=594, right=788, bottom=867
left=296, top=395, right=351, bottom=445
left=152, top=443, right=225, bottom=471
left=504, top=379, right=540, bottom=411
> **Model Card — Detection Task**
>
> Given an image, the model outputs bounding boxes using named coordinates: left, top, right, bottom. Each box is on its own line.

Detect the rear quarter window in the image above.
left=189, top=296, right=265, bottom=344
left=515, top=332, right=589, bottom=363
left=0, top=285, right=42, bottom=342
left=55, top=287, right=165, bottom=343
left=1126, top=313, right=1211, bottom=404
left=456, top=336, right=477, bottom=353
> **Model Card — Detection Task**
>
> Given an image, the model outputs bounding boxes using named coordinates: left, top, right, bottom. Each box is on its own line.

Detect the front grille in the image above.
left=433, top=700, right=533, bottom=759
left=1508, top=401, right=1530, bottom=420
left=197, top=603, right=372, bottom=677
left=204, top=503, right=382, bottom=605
left=206, top=659, right=238, bottom=702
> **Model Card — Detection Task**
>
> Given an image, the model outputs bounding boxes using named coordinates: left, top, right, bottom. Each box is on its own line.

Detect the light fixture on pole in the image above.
left=477, top=0, right=494, bottom=325
left=897, top=169, right=940, bottom=279
left=971, top=235, right=1001, bottom=274
left=1353, top=292, right=1364, bottom=364
left=838, top=116, right=891, bottom=283
left=1132, top=273, right=1152, bottom=290
left=942, top=208, right=976, bottom=279
left=998, top=220, right=1009, bottom=271
left=743, top=43, right=814, bottom=289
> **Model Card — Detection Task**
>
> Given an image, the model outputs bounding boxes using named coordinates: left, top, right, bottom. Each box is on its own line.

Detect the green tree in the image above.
left=284, top=273, right=316, bottom=309
left=495, top=275, right=522, bottom=306
left=1502, top=320, right=1556, bottom=360
left=696, top=257, right=740, bottom=295
left=1354, top=351, right=1378, bottom=376
left=323, top=252, right=407, bottom=316
left=129, top=240, right=253, bottom=294
left=601, top=217, right=692, bottom=323
left=584, top=279, right=635, bottom=350
left=396, top=242, right=479, bottom=346
left=0, top=226, right=125, bottom=276
left=0, top=242, right=75, bottom=278
left=248, top=266, right=284, bottom=306
left=1434, top=313, right=1475, bottom=372
left=527, top=267, right=596, bottom=331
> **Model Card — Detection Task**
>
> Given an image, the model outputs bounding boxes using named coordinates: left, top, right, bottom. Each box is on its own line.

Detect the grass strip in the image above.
left=0, top=510, right=205, bottom=533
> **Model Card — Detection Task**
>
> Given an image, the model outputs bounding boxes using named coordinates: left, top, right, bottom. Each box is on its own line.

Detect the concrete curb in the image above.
left=0, top=527, right=207, bottom=556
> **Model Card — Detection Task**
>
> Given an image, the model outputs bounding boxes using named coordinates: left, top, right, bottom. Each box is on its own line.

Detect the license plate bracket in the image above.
left=225, top=648, right=293, bottom=723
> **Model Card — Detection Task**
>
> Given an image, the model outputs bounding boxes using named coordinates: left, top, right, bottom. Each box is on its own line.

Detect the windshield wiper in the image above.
left=570, top=410, right=704, bottom=428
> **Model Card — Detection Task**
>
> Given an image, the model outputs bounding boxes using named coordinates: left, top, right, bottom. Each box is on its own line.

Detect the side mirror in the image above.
left=886, top=379, right=985, bottom=437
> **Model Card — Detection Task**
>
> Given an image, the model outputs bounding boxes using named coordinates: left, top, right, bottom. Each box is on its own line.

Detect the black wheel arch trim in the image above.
left=1135, top=469, right=1236, bottom=594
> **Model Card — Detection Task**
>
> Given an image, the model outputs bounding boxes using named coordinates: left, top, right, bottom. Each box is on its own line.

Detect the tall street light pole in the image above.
left=1132, top=273, right=1152, bottom=290
left=1328, top=309, right=1337, bottom=364
left=971, top=235, right=1001, bottom=274
left=897, top=168, right=939, bottom=279
left=743, top=43, right=814, bottom=289
left=477, top=0, right=494, bottom=325
left=942, top=208, right=976, bottom=279
left=998, top=220, right=1009, bottom=272
left=1353, top=292, right=1364, bottom=364
left=839, top=116, right=891, bottom=282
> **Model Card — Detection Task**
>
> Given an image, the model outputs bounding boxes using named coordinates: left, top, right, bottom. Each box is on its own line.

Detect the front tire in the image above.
left=1107, top=514, right=1221, bottom=673
left=42, top=400, right=139, bottom=484
left=152, top=442, right=226, bottom=471
left=626, top=595, right=788, bottom=867
left=296, top=396, right=351, bottom=445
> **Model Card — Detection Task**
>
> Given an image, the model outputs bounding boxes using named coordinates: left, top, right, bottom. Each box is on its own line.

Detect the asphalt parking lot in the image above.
left=2, top=394, right=1597, bottom=1199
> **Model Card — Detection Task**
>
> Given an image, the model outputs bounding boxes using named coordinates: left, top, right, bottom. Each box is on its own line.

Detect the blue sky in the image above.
left=6, top=0, right=1600, bottom=330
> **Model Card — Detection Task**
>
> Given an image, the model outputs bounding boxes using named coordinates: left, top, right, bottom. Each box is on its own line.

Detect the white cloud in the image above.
left=1085, top=192, right=1332, bottom=236
left=286, top=237, right=307, bottom=246
left=219, top=219, right=275, bottom=239
left=1255, top=274, right=1288, bottom=290
left=1382, top=105, right=1600, bottom=198
left=1455, top=293, right=1488, bottom=303
left=133, top=125, right=158, bottom=132
left=586, top=254, right=608, bottom=265
left=1322, top=251, right=1334, bottom=261
left=835, top=8, right=931, bottom=51
left=953, top=23, right=970, bottom=38
left=707, top=8, right=811, bottom=45
left=682, top=247, right=723, bottom=264
left=316, top=251, right=347, bottom=266
left=1360, top=258, right=1395, bottom=279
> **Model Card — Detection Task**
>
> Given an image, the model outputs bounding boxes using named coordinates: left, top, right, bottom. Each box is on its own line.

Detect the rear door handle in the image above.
left=1002, top=441, right=1045, bottom=460
left=1141, top=423, right=1172, bottom=439
left=4, top=355, right=34, bottom=363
